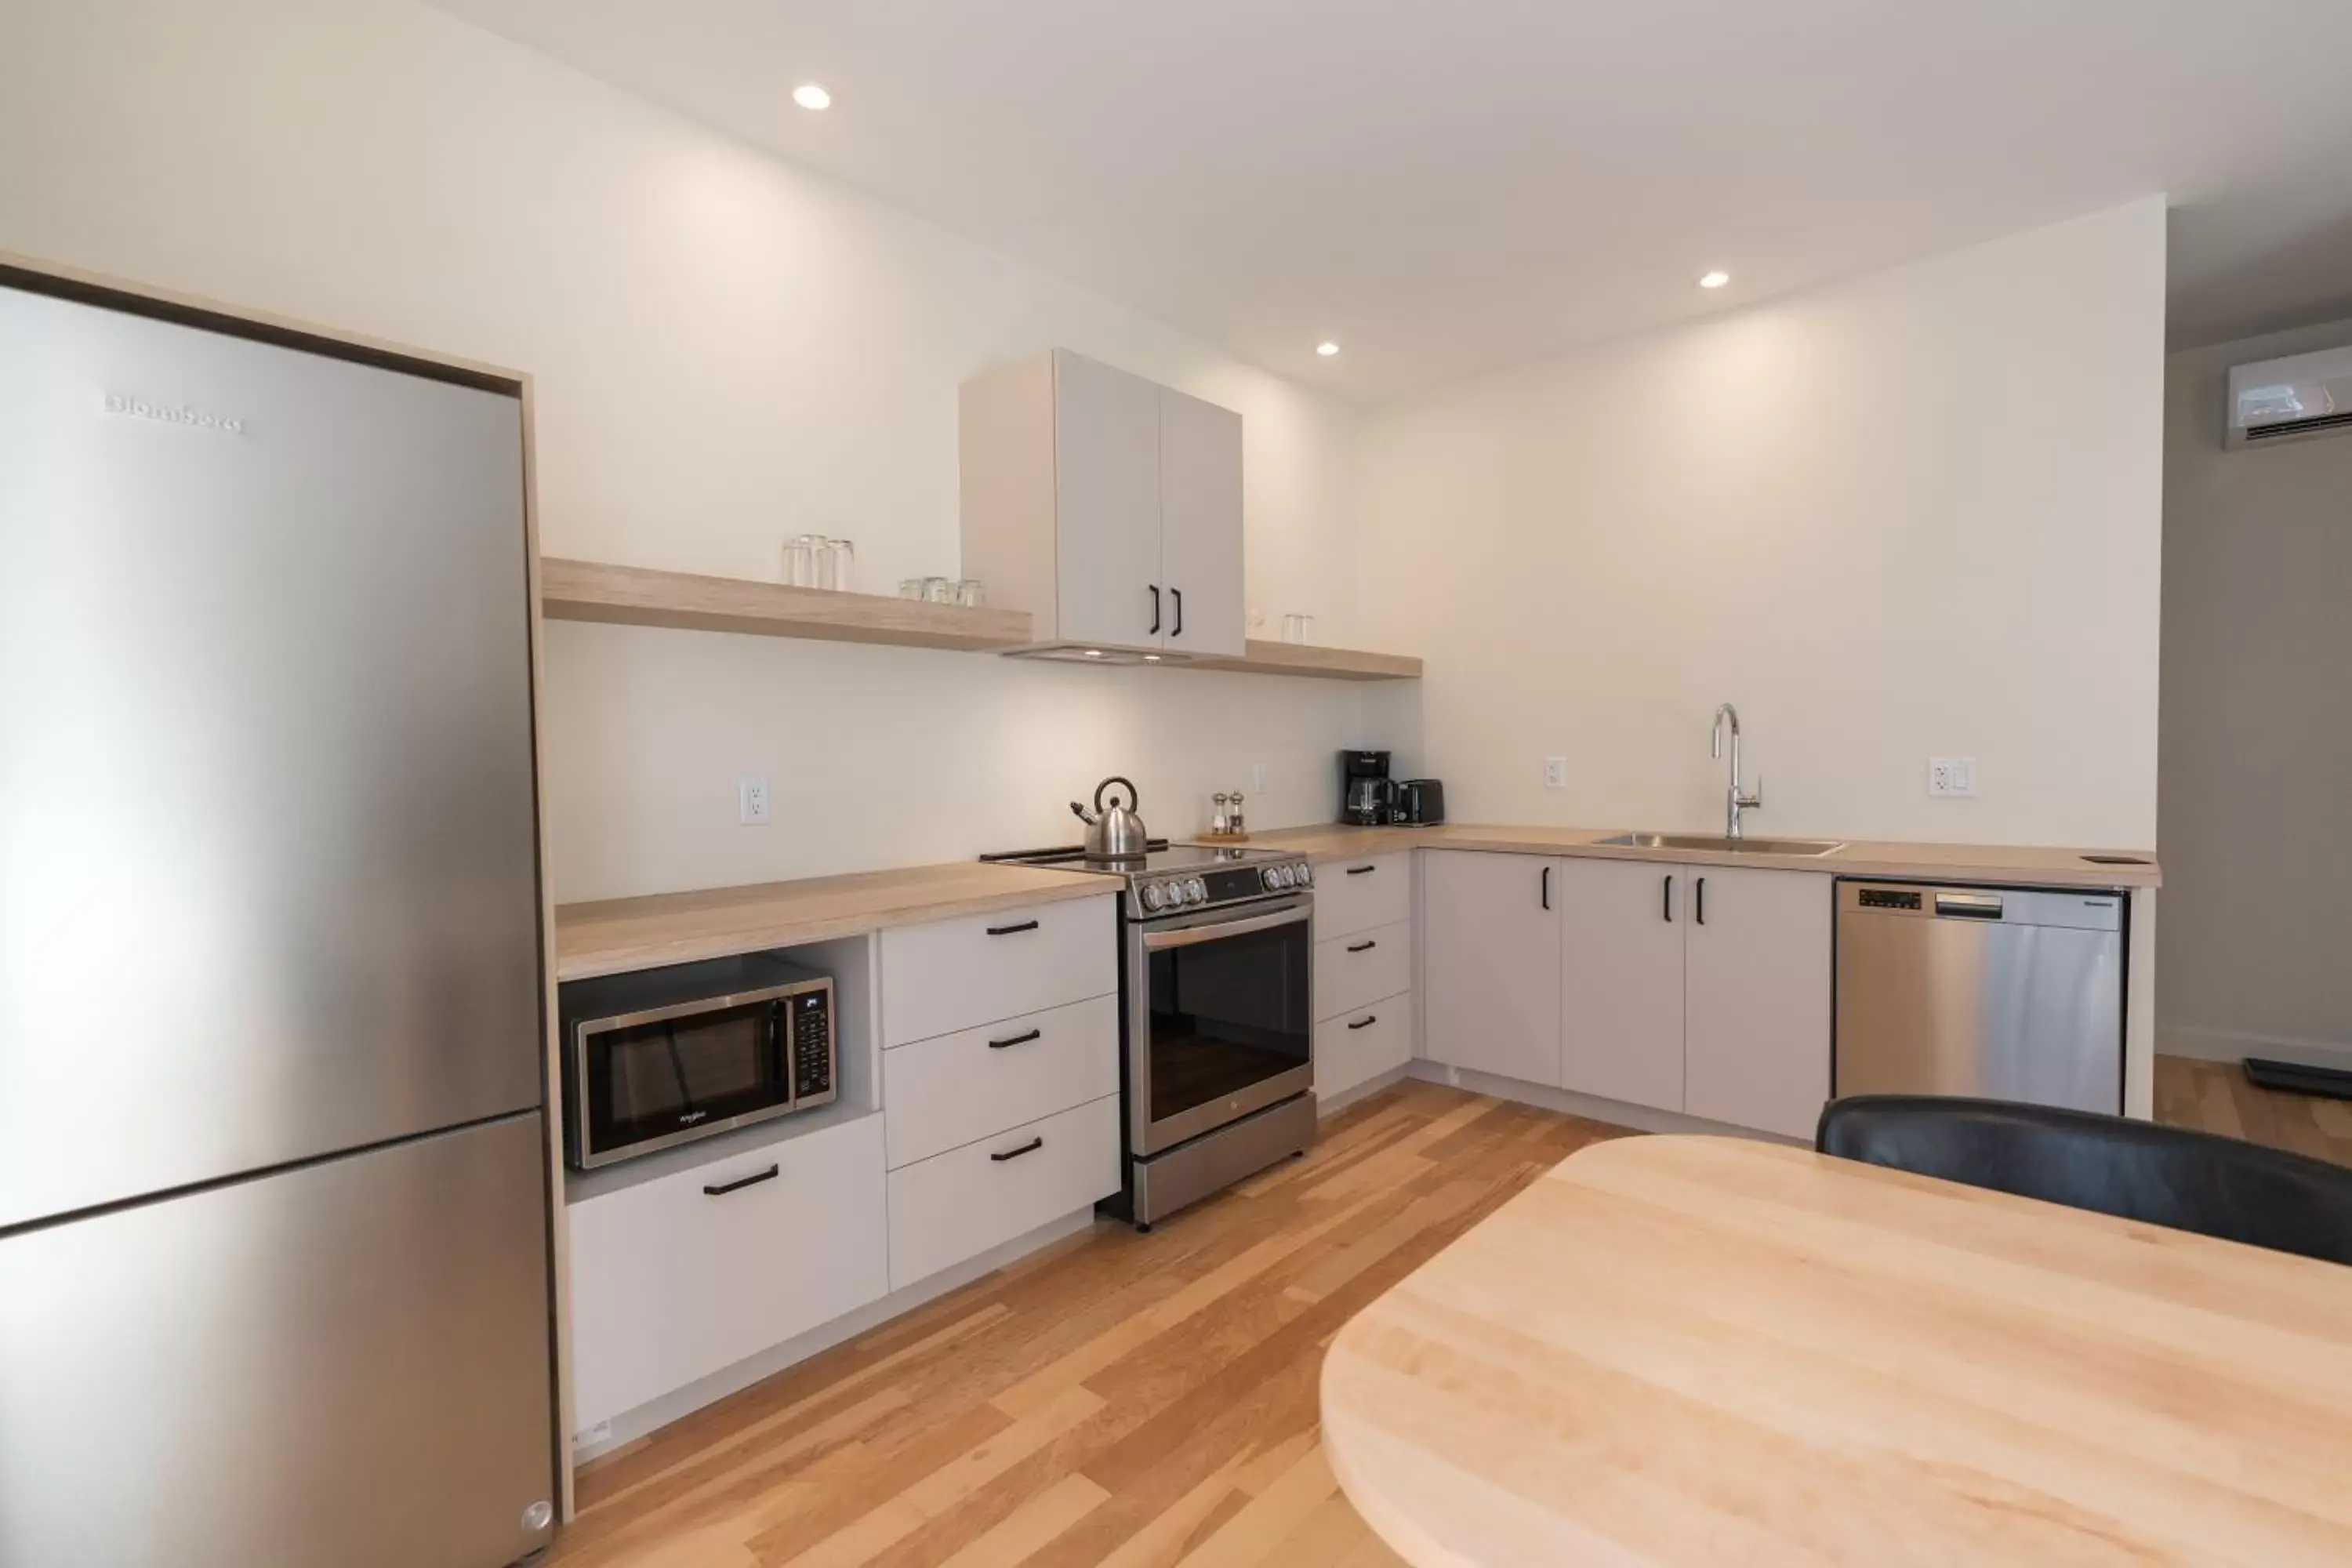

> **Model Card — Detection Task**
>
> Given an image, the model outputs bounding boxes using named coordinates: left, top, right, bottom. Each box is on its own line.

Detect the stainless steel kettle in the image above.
left=1071, top=776, right=1149, bottom=860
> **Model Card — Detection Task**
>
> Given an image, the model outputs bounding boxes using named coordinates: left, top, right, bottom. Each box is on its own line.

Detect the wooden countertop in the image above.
left=1322, top=1135, right=2352, bottom=1566
left=554, top=861, right=1113, bottom=979
left=1253, top=822, right=2161, bottom=888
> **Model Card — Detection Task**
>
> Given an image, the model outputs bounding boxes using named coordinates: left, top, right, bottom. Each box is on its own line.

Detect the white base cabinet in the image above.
left=567, top=1114, right=887, bottom=1433
left=887, top=1094, right=1120, bottom=1290
left=1423, top=851, right=1563, bottom=1087
left=1421, top=851, right=1831, bottom=1139
left=1559, top=858, right=1686, bottom=1113
left=1683, top=866, right=1832, bottom=1139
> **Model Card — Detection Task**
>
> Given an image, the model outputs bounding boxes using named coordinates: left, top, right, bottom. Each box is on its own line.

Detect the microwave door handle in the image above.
left=1140, top=902, right=1311, bottom=951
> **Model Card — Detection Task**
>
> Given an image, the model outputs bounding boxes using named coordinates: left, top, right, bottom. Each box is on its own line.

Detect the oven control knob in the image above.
left=1185, top=877, right=1209, bottom=903
left=1295, top=863, right=1313, bottom=887
left=1141, top=882, right=1166, bottom=911
left=1260, top=866, right=1282, bottom=891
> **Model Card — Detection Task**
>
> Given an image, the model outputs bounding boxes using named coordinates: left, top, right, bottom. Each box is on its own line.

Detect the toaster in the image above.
left=1398, top=779, right=1445, bottom=826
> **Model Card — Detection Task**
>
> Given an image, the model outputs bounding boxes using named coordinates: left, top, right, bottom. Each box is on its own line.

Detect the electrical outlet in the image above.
left=1251, top=762, right=1268, bottom=793
left=574, top=1421, right=613, bottom=1451
left=739, top=775, right=771, bottom=824
left=1927, top=757, right=1977, bottom=799
left=1544, top=756, right=1568, bottom=789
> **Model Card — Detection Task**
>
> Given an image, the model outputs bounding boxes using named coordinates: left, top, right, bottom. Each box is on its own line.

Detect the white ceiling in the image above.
left=434, top=0, right=2352, bottom=401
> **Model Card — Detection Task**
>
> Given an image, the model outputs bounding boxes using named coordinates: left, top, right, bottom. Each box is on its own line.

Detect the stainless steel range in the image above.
left=983, top=840, right=1317, bottom=1228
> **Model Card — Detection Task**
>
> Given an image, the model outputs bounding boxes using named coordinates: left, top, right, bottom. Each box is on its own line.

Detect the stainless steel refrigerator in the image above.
left=0, top=273, right=557, bottom=1566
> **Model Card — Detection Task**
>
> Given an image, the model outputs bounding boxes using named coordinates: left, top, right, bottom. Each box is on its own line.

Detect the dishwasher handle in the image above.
left=1933, top=892, right=2005, bottom=920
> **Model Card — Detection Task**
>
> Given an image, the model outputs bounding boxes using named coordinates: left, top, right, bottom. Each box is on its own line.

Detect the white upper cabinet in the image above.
left=1682, top=867, right=1832, bottom=1140
left=1422, top=851, right=1563, bottom=1087
left=1558, top=858, right=1686, bottom=1114
left=961, top=349, right=1245, bottom=657
left=1051, top=351, right=1163, bottom=648
left=1156, top=387, right=1245, bottom=656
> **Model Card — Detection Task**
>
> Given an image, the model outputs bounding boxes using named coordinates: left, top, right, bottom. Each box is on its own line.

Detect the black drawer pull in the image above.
left=703, top=1163, right=779, bottom=1197
left=1345, top=864, right=1377, bottom=876
left=1348, top=1014, right=1378, bottom=1030
left=988, top=1029, right=1042, bottom=1050
left=990, top=1137, right=1044, bottom=1163
left=986, top=920, right=1040, bottom=937
left=1541, top=864, right=1552, bottom=910
left=1346, top=939, right=1377, bottom=953
left=1696, top=877, right=1707, bottom=926
left=1662, top=874, right=1674, bottom=922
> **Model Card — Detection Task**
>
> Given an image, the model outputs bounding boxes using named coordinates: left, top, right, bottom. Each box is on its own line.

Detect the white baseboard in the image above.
left=571, top=1207, right=1101, bottom=1463
left=1404, top=1061, right=1806, bottom=1147
left=1316, top=1063, right=1414, bottom=1117
left=2159, top=1025, right=2352, bottom=1071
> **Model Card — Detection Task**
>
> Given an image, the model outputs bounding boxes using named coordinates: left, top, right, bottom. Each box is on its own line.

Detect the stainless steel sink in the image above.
left=1596, top=832, right=1846, bottom=857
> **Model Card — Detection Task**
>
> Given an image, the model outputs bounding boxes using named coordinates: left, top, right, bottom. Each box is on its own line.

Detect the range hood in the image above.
left=1000, top=641, right=1191, bottom=668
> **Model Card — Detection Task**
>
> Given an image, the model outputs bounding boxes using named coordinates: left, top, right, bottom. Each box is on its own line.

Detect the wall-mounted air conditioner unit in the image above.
left=2226, top=346, right=2352, bottom=448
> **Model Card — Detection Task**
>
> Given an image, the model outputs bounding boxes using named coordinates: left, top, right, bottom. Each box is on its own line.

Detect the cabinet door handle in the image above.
left=986, top=920, right=1040, bottom=937
left=1662, top=874, right=1674, bottom=922
left=1697, top=877, right=1707, bottom=926
left=1348, top=1014, right=1379, bottom=1030
left=1346, top=939, right=1377, bottom=953
left=1345, top=864, right=1376, bottom=876
left=1541, top=865, right=1552, bottom=910
left=1171, top=587, right=1184, bottom=637
left=988, top=1028, right=1042, bottom=1050
left=990, top=1137, right=1044, bottom=1163
left=1148, top=585, right=1162, bottom=635
left=703, top=1163, right=779, bottom=1197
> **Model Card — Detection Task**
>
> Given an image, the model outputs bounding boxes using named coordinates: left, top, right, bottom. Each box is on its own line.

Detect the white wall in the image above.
left=0, top=0, right=1374, bottom=902
left=1354, top=199, right=2169, bottom=848
left=2158, top=318, right=2352, bottom=1069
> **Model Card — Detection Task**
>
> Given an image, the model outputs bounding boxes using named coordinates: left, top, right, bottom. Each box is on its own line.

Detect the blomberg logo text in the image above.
left=105, top=392, right=245, bottom=434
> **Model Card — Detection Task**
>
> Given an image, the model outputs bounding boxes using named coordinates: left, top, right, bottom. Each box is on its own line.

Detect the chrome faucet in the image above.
left=1711, top=703, right=1762, bottom=839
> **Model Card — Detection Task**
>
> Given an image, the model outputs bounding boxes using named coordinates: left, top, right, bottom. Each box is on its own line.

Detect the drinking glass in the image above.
left=822, top=538, right=855, bottom=593
left=922, top=578, right=956, bottom=604
left=899, top=578, right=929, bottom=600
left=1281, top=613, right=1316, bottom=644
left=783, top=535, right=824, bottom=588
left=955, top=579, right=987, bottom=608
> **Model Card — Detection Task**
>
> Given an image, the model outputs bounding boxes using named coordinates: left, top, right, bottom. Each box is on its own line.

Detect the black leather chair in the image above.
left=1816, top=1095, right=2352, bottom=1268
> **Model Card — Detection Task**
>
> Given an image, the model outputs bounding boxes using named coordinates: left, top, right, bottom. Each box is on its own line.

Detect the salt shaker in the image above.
left=1210, top=793, right=1232, bottom=836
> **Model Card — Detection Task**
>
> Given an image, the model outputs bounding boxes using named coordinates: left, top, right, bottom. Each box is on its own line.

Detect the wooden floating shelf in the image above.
left=537, top=557, right=1421, bottom=678
left=539, top=557, right=1032, bottom=652
left=1181, top=640, right=1422, bottom=681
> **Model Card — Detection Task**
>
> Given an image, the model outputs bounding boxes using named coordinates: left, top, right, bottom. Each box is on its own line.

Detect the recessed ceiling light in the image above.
left=793, top=83, right=832, bottom=111
left=1316, top=341, right=1341, bottom=358
left=1698, top=270, right=1731, bottom=290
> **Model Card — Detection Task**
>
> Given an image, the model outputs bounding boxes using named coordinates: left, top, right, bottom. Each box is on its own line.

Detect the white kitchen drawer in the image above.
left=883, top=994, right=1120, bottom=1170
left=880, top=894, right=1116, bottom=1047
left=1316, top=996, right=1414, bottom=1102
left=1315, top=853, right=1411, bottom=940
left=1314, top=920, right=1413, bottom=1022
left=568, top=1114, right=887, bottom=1432
left=887, top=1094, right=1120, bottom=1289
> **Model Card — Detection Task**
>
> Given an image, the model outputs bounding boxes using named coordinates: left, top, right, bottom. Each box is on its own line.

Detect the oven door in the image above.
left=1129, top=896, right=1314, bottom=1156
left=573, top=993, right=793, bottom=1168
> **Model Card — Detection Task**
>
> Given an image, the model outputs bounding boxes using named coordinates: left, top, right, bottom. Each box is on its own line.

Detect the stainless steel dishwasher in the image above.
left=1835, top=881, right=2125, bottom=1115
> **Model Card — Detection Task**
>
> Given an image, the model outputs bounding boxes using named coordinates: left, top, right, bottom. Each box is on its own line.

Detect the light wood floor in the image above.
left=550, top=1080, right=1631, bottom=1567
left=2154, top=1053, right=2352, bottom=1167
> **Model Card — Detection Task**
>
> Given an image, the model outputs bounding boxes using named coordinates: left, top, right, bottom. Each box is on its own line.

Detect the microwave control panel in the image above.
left=789, top=990, right=836, bottom=1106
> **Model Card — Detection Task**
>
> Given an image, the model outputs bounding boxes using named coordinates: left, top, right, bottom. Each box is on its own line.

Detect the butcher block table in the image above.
left=1321, top=1134, right=2352, bottom=1566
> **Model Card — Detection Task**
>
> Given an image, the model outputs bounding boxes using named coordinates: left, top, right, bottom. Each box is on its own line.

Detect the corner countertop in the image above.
left=554, top=861, right=1116, bottom=980
left=1250, top=822, right=2161, bottom=890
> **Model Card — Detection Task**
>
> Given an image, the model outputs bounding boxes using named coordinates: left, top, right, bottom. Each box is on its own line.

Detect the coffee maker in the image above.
left=1340, top=750, right=1399, bottom=826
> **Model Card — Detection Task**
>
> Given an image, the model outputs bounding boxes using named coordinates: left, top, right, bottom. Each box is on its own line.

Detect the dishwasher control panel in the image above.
left=1857, top=887, right=1922, bottom=911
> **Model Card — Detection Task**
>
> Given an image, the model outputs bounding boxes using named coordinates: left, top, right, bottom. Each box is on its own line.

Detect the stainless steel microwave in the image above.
left=558, top=953, right=837, bottom=1170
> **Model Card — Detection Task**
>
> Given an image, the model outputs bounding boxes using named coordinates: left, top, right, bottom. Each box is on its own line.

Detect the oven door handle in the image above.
left=1140, top=902, right=1312, bottom=951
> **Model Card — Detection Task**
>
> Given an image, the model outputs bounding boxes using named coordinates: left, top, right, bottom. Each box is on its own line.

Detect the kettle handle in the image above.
left=1094, top=775, right=1139, bottom=814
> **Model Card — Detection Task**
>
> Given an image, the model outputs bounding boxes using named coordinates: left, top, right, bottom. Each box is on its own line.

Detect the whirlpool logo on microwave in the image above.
left=104, top=390, right=245, bottom=434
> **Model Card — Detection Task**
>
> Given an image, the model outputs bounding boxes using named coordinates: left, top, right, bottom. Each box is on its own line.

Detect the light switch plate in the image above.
left=1927, top=757, right=1977, bottom=798
left=1252, top=762, right=1268, bottom=793
left=1544, top=756, right=1568, bottom=789
left=739, top=775, right=771, bottom=824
